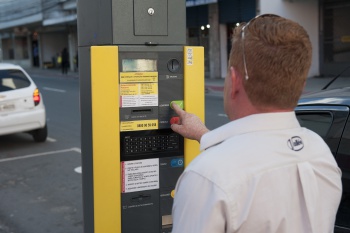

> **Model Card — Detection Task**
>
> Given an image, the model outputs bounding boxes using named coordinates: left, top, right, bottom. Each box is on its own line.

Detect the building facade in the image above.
left=0, top=0, right=349, bottom=77
left=0, top=0, right=77, bottom=71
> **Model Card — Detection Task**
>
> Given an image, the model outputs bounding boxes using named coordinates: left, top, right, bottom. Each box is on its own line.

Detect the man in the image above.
left=171, top=15, right=342, bottom=233
left=61, top=47, right=69, bottom=75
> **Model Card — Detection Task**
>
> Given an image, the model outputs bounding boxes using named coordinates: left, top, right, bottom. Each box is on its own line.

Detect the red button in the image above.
left=170, top=117, right=180, bottom=125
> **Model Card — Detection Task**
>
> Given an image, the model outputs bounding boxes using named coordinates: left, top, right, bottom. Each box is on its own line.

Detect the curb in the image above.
left=25, top=68, right=79, bottom=80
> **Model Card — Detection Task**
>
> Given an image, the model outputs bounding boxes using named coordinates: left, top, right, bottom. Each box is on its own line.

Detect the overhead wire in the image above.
left=0, top=0, right=63, bottom=22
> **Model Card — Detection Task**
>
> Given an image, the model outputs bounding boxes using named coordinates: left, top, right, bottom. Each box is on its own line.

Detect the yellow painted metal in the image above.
left=120, top=119, right=159, bottom=132
left=91, top=46, right=121, bottom=233
left=341, top=35, right=350, bottom=43
left=183, top=46, right=205, bottom=167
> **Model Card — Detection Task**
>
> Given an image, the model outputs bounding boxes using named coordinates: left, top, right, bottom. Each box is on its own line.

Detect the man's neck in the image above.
left=229, top=107, right=294, bottom=121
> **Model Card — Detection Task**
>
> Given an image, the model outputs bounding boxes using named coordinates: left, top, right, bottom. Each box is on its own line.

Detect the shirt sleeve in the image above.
left=172, top=170, right=229, bottom=233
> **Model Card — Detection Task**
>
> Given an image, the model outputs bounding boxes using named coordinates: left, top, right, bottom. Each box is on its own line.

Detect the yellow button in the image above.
left=170, top=100, right=184, bottom=110
left=171, top=190, right=175, bottom=198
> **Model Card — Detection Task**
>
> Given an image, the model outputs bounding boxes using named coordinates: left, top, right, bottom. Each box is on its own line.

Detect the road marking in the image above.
left=47, top=137, right=56, bottom=142
left=74, top=166, right=82, bottom=174
left=43, top=87, right=66, bottom=93
left=0, top=148, right=81, bottom=163
left=71, top=147, right=81, bottom=153
left=218, top=113, right=227, bottom=117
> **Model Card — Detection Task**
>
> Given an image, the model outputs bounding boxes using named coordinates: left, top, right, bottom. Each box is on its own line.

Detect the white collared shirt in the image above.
left=172, top=112, right=342, bottom=233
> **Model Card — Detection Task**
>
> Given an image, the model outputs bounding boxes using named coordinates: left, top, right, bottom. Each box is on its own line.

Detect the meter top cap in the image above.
left=78, top=0, right=186, bottom=46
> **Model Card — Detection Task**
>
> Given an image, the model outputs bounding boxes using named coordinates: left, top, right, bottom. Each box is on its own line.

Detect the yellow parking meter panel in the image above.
left=184, top=46, right=205, bottom=167
left=91, top=46, right=121, bottom=233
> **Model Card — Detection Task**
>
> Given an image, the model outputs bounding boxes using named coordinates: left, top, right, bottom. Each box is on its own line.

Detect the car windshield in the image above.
left=0, top=69, right=31, bottom=92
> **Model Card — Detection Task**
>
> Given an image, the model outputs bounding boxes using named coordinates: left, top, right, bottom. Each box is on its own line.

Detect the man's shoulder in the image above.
left=185, top=140, right=251, bottom=185
left=186, top=126, right=336, bottom=185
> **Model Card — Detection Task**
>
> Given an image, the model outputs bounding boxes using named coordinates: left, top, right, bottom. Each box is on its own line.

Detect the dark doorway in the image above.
left=321, top=0, right=350, bottom=76
left=32, top=40, right=39, bottom=67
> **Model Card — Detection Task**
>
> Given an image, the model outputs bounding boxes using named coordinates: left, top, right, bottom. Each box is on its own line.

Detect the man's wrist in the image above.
left=198, top=129, right=210, bottom=143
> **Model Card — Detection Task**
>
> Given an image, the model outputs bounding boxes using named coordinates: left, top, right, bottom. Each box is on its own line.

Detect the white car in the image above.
left=0, top=63, right=47, bottom=142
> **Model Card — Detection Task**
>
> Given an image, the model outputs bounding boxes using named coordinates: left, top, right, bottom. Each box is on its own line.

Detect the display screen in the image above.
left=122, top=59, right=157, bottom=72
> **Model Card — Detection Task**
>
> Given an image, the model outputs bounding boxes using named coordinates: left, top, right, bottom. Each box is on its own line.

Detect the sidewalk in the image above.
left=25, top=67, right=350, bottom=96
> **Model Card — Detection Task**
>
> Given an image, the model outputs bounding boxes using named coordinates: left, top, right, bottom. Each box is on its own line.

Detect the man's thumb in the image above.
left=171, top=123, right=182, bottom=135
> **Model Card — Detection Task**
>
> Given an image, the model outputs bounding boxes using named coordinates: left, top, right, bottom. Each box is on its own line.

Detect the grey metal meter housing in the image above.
left=78, top=0, right=186, bottom=46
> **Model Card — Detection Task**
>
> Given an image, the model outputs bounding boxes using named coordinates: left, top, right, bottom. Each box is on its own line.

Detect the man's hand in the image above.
left=170, top=103, right=209, bottom=142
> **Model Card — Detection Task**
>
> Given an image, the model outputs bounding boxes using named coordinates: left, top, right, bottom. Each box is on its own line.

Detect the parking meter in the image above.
left=78, top=0, right=204, bottom=233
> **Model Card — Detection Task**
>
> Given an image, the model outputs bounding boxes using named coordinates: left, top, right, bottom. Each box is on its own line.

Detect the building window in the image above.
left=323, top=1, right=350, bottom=63
left=16, top=37, right=29, bottom=60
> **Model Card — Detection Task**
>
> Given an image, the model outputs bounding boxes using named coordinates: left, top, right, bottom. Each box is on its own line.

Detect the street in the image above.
left=0, top=71, right=229, bottom=233
left=0, top=73, right=83, bottom=233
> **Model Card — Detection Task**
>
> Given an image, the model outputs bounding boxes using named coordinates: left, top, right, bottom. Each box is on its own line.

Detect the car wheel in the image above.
left=32, top=124, right=48, bottom=142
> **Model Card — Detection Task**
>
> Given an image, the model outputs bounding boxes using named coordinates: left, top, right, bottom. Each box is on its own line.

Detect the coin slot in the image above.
left=167, top=59, right=180, bottom=73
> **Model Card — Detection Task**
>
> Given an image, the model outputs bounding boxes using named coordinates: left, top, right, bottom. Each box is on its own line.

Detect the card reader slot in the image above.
left=132, top=108, right=153, bottom=114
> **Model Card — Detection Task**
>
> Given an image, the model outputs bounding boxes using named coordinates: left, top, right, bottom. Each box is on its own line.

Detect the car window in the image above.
left=0, top=69, right=31, bottom=92
left=296, top=109, right=350, bottom=231
left=296, top=112, right=333, bottom=139
left=335, top=120, right=350, bottom=229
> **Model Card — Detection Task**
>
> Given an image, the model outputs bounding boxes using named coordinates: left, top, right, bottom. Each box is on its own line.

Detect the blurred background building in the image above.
left=0, top=0, right=349, bottom=78
left=0, top=0, right=77, bottom=72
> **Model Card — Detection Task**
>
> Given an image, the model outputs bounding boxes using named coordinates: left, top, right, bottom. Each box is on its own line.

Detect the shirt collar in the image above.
left=200, top=112, right=301, bottom=151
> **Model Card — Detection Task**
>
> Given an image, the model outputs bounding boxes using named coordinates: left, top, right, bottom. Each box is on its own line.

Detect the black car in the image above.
left=296, top=87, right=350, bottom=232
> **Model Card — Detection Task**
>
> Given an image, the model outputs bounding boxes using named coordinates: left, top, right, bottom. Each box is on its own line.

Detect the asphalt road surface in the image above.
left=0, top=73, right=83, bottom=233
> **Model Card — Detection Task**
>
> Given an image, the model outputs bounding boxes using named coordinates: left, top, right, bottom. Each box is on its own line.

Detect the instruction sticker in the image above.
left=120, top=83, right=158, bottom=107
left=186, top=48, right=193, bottom=65
left=120, top=72, right=158, bottom=83
left=121, top=158, right=159, bottom=193
left=120, top=120, right=158, bottom=132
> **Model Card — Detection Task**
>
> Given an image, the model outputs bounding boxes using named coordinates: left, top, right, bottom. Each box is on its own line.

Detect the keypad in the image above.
left=124, top=134, right=180, bottom=154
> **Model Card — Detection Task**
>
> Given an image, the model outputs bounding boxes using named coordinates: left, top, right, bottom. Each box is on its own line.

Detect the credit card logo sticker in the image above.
left=171, top=158, right=184, bottom=167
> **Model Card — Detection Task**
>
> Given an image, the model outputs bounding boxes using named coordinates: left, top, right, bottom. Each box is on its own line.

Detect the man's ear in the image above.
left=230, top=66, right=241, bottom=98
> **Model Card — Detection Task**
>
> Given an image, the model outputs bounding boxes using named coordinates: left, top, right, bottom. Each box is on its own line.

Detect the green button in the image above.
left=170, top=100, right=184, bottom=109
